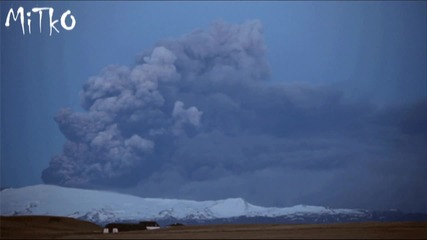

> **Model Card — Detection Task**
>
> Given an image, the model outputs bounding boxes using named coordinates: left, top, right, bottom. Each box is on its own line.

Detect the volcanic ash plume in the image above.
left=41, top=19, right=426, bottom=213
left=42, top=20, right=269, bottom=187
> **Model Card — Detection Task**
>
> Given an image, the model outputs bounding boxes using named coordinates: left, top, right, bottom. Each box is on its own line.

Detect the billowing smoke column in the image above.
left=42, top=20, right=268, bottom=187
left=42, top=20, right=426, bottom=212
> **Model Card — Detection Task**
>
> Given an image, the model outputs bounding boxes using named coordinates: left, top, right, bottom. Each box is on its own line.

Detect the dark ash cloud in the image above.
left=42, top=20, right=426, bottom=212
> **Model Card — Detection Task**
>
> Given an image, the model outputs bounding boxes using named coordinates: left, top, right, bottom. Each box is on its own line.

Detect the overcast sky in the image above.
left=1, top=1, right=426, bottom=213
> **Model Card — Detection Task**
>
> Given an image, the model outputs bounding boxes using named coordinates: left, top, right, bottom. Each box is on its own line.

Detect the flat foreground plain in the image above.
left=1, top=216, right=426, bottom=239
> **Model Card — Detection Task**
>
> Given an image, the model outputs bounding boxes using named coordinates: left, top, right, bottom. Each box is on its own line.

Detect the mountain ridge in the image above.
left=1, top=184, right=425, bottom=226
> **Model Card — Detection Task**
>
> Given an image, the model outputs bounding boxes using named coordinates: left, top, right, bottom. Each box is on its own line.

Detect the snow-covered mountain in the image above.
left=0, top=185, right=424, bottom=226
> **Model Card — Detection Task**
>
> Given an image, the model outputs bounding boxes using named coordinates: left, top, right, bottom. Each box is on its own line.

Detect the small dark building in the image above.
left=105, top=221, right=160, bottom=232
left=169, top=222, right=185, bottom=227
left=140, top=221, right=160, bottom=230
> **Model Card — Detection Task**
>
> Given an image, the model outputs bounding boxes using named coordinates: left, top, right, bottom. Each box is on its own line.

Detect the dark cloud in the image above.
left=42, top=20, right=426, bottom=212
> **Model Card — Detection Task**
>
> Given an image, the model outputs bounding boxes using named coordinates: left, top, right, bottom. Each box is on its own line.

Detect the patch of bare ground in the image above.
left=0, top=216, right=102, bottom=239
left=66, top=222, right=427, bottom=239
left=1, top=216, right=426, bottom=239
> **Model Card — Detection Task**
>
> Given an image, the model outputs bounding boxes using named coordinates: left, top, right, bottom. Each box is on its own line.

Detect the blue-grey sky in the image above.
left=1, top=1, right=426, bottom=213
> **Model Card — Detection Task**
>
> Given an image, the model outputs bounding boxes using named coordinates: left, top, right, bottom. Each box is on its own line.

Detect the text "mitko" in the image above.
left=5, top=7, right=76, bottom=36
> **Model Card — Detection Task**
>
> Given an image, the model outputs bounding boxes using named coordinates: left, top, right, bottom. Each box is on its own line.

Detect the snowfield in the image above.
left=0, top=184, right=366, bottom=224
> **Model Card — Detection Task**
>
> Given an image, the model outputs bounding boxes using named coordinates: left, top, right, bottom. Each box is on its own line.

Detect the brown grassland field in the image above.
left=0, top=216, right=426, bottom=239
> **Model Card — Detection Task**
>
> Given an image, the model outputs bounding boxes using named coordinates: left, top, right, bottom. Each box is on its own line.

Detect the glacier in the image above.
left=1, top=184, right=424, bottom=226
left=0, top=185, right=362, bottom=223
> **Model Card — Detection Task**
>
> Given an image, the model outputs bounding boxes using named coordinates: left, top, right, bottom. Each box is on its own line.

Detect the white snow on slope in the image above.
left=0, top=184, right=364, bottom=223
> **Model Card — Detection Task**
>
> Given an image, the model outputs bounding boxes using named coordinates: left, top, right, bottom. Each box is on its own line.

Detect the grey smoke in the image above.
left=42, top=20, right=426, bottom=212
